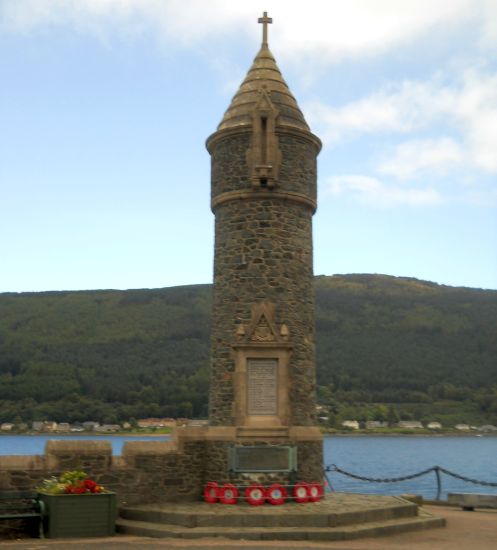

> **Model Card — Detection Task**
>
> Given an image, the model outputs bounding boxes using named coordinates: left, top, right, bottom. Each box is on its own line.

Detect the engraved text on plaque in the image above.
left=230, top=446, right=296, bottom=472
left=247, top=358, right=277, bottom=415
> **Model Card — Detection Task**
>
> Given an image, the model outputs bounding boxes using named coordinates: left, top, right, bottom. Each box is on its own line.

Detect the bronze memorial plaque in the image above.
left=231, top=445, right=296, bottom=472
left=247, top=358, right=277, bottom=415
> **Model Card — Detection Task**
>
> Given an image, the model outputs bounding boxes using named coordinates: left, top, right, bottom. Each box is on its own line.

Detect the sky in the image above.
left=1, top=0, right=496, bottom=293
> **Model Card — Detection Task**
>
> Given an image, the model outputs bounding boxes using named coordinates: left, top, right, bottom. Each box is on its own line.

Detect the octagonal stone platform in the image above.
left=117, top=493, right=445, bottom=541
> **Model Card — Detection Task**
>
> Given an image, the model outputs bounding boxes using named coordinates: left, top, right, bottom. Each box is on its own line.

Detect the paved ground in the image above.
left=0, top=506, right=496, bottom=550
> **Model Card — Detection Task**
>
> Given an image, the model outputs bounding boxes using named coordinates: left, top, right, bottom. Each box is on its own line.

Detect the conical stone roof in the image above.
left=217, top=45, right=310, bottom=133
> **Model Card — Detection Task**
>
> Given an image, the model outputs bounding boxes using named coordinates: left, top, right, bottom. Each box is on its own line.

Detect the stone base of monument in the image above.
left=116, top=493, right=445, bottom=541
left=172, top=425, right=325, bottom=492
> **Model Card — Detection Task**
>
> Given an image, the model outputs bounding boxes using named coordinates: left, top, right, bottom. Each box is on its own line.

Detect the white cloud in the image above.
left=3, top=0, right=496, bottom=206
left=306, top=81, right=452, bottom=143
left=326, top=174, right=442, bottom=207
left=274, top=0, right=477, bottom=63
left=1, top=0, right=494, bottom=60
left=2, top=0, right=260, bottom=42
left=378, top=138, right=465, bottom=180
left=310, top=68, right=497, bottom=180
left=480, top=0, right=497, bottom=51
left=453, top=70, right=497, bottom=172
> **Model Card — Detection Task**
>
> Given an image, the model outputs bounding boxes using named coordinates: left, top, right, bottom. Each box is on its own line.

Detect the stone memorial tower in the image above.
left=203, top=12, right=323, bottom=484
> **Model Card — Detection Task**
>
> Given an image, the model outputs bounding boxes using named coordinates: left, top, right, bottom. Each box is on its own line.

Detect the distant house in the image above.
left=57, top=423, right=71, bottom=432
left=427, top=422, right=442, bottom=430
left=95, top=424, right=120, bottom=433
left=0, top=423, right=14, bottom=432
left=82, top=421, right=100, bottom=431
left=137, top=418, right=176, bottom=428
left=341, top=420, right=360, bottom=430
left=43, top=421, right=58, bottom=432
left=455, top=423, right=470, bottom=431
left=365, top=421, right=388, bottom=429
left=478, top=425, right=497, bottom=432
left=397, top=421, right=423, bottom=429
left=31, top=421, right=57, bottom=432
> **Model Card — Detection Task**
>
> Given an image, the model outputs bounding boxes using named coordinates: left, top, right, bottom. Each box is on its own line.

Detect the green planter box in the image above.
left=38, top=492, right=117, bottom=538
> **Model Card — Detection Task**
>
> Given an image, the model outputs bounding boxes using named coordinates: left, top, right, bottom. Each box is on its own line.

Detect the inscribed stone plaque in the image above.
left=247, top=358, right=277, bottom=415
left=231, top=446, right=295, bottom=472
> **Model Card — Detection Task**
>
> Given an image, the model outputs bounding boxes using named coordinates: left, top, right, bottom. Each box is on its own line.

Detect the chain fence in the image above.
left=325, top=464, right=497, bottom=500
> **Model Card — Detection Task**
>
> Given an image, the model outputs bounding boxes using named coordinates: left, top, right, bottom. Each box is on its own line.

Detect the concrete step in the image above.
left=116, top=511, right=445, bottom=541
left=119, top=497, right=418, bottom=529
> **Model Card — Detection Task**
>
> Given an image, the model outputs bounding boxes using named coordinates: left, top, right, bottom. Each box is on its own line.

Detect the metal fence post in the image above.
left=434, top=466, right=442, bottom=500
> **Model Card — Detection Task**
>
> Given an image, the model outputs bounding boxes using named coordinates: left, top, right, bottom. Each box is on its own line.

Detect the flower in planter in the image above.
left=38, top=470, right=105, bottom=494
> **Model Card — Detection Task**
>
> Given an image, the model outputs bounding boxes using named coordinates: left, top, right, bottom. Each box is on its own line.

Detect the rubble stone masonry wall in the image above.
left=0, top=434, right=323, bottom=503
left=0, top=438, right=205, bottom=505
left=209, top=129, right=320, bottom=426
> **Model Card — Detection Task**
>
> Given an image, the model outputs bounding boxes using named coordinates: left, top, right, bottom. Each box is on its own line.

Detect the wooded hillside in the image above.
left=1, top=275, right=496, bottom=426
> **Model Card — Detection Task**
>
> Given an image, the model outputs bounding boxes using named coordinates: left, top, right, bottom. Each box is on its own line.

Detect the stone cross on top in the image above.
left=258, top=11, right=272, bottom=46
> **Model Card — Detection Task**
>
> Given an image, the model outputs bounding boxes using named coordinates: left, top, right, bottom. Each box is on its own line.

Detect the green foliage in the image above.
left=37, top=476, right=65, bottom=495
left=0, top=275, right=496, bottom=425
left=314, top=274, right=497, bottom=426
left=0, top=284, right=211, bottom=422
left=60, top=470, right=87, bottom=485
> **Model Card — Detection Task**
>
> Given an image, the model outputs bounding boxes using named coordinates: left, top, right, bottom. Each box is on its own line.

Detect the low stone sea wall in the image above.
left=0, top=431, right=204, bottom=505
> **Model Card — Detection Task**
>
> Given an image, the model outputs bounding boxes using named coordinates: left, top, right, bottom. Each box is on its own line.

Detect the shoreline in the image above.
left=322, top=431, right=497, bottom=437
left=0, top=431, right=172, bottom=437
left=1, top=430, right=495, bottom=438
